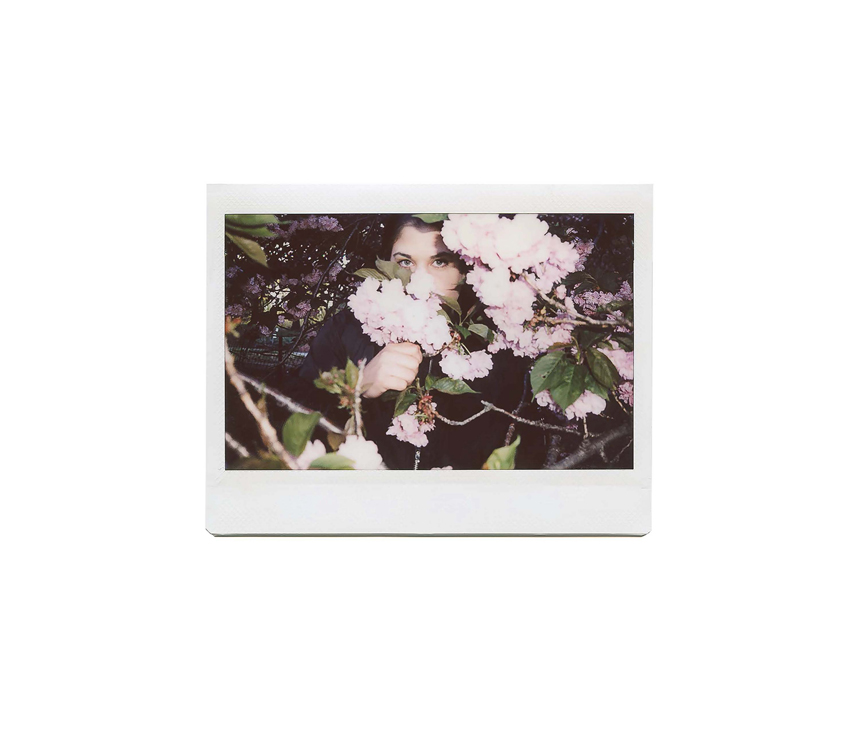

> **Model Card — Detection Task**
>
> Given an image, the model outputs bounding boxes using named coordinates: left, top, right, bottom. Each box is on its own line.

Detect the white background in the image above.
left=4, top=2, right=848, bottom=730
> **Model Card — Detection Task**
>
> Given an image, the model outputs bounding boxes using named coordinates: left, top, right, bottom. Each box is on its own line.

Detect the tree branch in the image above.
left=225, top=431, right=250, bottom=458
left=548, top=423, right=632, bottom=469
left=435, top=399, right=581, bottom=435
left=238, top=372, right=345, bottom=435
left=225, top=346, right=298, bottom=469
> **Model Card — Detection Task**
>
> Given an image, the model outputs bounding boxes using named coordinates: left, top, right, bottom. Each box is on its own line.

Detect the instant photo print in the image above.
left=207, top=184, right=652, bottom=536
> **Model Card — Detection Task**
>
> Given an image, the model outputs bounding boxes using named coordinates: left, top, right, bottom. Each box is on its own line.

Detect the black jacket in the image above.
left=289, top=308, right=542, bottom=470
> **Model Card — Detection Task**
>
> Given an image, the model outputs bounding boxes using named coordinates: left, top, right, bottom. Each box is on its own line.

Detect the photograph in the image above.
left=224, top=211, right=636, bottom=472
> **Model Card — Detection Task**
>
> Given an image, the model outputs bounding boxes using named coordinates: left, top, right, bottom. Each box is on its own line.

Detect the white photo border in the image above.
left=207, top=185, right=652, bottom=536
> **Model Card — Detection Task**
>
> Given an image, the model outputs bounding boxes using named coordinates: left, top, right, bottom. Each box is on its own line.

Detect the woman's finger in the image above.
left=392, top=342, right=423, bottom=362
left=384, top=375, right=409, bottom=392
left=388, top=353, right=421, bottom=371
left=388, top=363, right=418, bottom=383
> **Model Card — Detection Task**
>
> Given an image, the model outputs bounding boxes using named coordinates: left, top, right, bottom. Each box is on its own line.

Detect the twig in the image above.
left=522, top=274, right=630, bottom=329
left=548, top=423, right=632, bottom=470
left=435, top=399, right=582, bottom=435
left=435, top=404, right=494, bottom=426
left=503, top=369, right=530, bottom=446
left=612, top=438, right=633, bottom=465
left=353, top=358, right=365, bottom=438
left=225, top=345, right=298, bottom=469
left=481, top=401, right=581, bottom=434
left=225, top=431, right=250, bottom=458
left=239, top=372, right=344, bottom=435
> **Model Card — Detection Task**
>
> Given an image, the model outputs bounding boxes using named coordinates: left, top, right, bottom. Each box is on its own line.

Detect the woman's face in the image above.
left=390, top=226, right=463, bottom=298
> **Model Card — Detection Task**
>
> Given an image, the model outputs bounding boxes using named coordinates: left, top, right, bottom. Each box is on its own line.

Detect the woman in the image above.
left=292, top=215, right=538, bottom=469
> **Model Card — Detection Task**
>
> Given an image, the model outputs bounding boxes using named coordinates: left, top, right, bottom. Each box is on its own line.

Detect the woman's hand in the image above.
left=362, top=342, right=423, bottom=398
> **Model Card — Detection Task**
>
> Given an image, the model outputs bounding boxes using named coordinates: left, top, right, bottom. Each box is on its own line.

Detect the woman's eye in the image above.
left=432, top=259, right=447, bottom=268
left=397, top=259, right=413, bottom=268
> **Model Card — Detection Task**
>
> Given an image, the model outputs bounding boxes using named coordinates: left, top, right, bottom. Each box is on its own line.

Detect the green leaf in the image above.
left=586, top=348, right=620, bottom=390
left=225, top=214, right=279, bottom=229
left=424, top=374, right=436, bottom=391
left=394, top=388, right=420, bottom=417
left=381, top=389, right=401, bottom=402
left=224, top=215, right=280, bottom=239
left=438, top=295, right=462, bottom=316
left=412, top=213, right=449, bottom=223
left=576, top=329, right=606, bottom=348
left=549, top=362, right=586, bottom=410
left=353, top=267, right=389, bottom=281
left=327, top=431, right=346, bottom=451
left=375, top=258, right=411, bottom=286
left=468, top=323, right=494, bottom=343
left=483, top=435, right=521, bottom=470
left=225, top=232, right=269, bottom=268
left=454, top=324, right=471, bottom=339
left=345, top=359, right=360, bottom=389
left=432, top=377, right=479, bottom=395
left=308, top=453, right=355, bottom=470
left=584, top=372, right=609, bottom=400
left=282, top=411, right=322, bottom=457
left=612, top=333, right=634, bottom=351
left=530, top=352, right=567, bottom=396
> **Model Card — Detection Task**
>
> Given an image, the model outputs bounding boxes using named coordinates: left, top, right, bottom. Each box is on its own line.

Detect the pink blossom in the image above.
left=407, top=269, right=437, bottom=300
left=387, top=405, right=435, bottom=448
left=602, top=341, right=634, bottom=381
left=535, top=389, right=607, bottom=420
left=439, top=348, right=493, bottom=381
left=348, top=276, right=453, bottom=355
left=442, top=214, right=578, bottom=275
left=618, top=381, right=634, bottom=407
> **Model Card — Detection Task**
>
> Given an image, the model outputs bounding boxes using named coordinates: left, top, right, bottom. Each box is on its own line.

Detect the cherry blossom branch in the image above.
left=481, top=401, right=581, bottom=434
left=238, top=372, right=345, bottom=435
left=225, top=431, right=250, bottom=458
left=548, top=423, right=632, bottom=470
left=225, top=346, right=298, bottom=469
left=435, top=404, right=494, bottom=426
left=503, top=370, right=530, bottom=446
left=521, top=274, right=631, bottom=329
left=435, top=400, right=581, bottom=435
left=353, top=359, right=365, bottom=438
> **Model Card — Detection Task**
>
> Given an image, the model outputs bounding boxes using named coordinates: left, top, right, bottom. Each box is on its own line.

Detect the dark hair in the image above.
left=379, top=215, right=470, bottom=277
left=380, top=215, right=445, bottom=259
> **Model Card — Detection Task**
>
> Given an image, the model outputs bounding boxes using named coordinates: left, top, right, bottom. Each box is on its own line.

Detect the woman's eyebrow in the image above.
left=392, top=252, right=411, bottom=258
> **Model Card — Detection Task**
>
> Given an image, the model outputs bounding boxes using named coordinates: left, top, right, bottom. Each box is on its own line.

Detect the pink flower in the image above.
left=618, top=381, right=634, bottom=407
left=535, top=389, right=607, bottom=420
left=439, top=349, right=493, bottom=381
left=348, top=276, right=453, bottom=355
left=387, top=405, right=435, bottom=447
left=602, top=341, right=634, bottom=381
left=407, top=269, right=437, bottom=300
